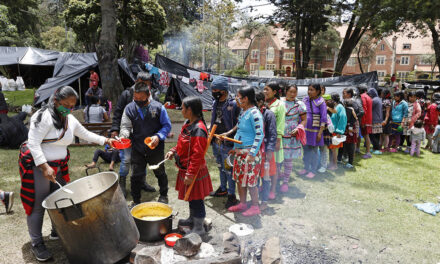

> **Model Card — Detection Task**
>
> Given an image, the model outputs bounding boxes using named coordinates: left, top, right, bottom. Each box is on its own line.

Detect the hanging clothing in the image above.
left=187, top=69, right=200, bottom=80
left=171, top=120, right=213, bottom=201
left=196, top=80, right=207, bottom=93
left=200, top=72, right=209, bottom=81
left=159, top=70, right=170, bottom=87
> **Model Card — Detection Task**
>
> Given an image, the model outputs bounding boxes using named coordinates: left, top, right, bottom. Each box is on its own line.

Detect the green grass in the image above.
left=3, top=89, right=35, bottom=107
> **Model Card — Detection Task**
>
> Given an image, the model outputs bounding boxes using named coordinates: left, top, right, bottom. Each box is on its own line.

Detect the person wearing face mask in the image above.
left=120, top=78, right=172, bottom=206
left=209, top=76, right=241, bottom=209
left=22, top=86, right=115, bottom=261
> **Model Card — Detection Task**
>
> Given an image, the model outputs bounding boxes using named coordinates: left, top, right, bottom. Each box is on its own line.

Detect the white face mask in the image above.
left=237, top=97, right=241, bottom=105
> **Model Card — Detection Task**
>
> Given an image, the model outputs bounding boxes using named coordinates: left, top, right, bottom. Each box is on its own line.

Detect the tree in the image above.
left=238, top=15, right=271, bottom=68
left=41, top=26, right=80, bottom=52
left=97, top=0, right=124, bottom=104
left=353, top=35, right=375, bottom=73
left=310, top=26, right=341, bottom=69
left=419, top=54, right=437, bottom=80
left=0, top=5, right=19, bottom=46
left=64, top=0, right=167, bottom=59
left=269, top=0, right=332, bottom=79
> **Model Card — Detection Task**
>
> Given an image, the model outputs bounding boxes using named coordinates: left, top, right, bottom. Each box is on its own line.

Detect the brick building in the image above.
left=228, top=25, right=439, bottom=80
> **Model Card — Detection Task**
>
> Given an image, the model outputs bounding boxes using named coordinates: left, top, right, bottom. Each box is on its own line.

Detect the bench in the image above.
left=73, top=122, right=112, bottom=146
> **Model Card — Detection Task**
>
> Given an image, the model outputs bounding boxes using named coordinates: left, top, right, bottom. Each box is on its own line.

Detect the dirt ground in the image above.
left=1, top=144, right=440, bottom=263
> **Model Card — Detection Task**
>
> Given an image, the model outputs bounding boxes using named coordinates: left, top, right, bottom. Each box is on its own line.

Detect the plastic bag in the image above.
left=16, top=76, right=25, bottom=91
left=7, top=79, right=17, bottom=91
left=0, top=76, right=9, bottom=91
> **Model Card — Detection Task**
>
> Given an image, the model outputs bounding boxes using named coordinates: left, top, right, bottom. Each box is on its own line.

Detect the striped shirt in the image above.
left=234, top=106, right=264, bottom=156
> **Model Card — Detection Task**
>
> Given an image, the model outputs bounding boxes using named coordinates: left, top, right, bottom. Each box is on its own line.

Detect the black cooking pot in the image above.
left=131, top=202, right=177, bottom=242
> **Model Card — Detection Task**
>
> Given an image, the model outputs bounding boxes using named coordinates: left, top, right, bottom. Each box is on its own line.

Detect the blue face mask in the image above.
left=56, top=105, right=71, bottom=117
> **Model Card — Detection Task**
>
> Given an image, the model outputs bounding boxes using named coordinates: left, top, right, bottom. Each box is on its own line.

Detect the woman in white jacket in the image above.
left=20, top=86, right=115, bottom=262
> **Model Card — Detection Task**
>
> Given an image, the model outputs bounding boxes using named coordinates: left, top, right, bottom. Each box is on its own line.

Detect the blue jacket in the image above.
left=211, top=97, right=240, bottom=146
left=124, top=100, right=172, bottom=153
left=331, top=104, right=347, bottom=135
left=261, top=107, right=277, bottom=153
left=234, top=107, right=264, bottom=157
left=391, top=100, right=408, bottom=123
left=367, top=88, right=383, bottom=124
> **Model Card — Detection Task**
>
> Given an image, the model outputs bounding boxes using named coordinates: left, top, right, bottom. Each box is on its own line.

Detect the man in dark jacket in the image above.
left=120, top=77, right=172, bottom=205
left=209, top=76, right=240, bottom=209
left=111, top=72, right=156, bottom=196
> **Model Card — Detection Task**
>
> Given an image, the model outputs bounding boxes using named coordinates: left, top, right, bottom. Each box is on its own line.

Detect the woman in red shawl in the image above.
left=165, top=97, right=212, bottom=236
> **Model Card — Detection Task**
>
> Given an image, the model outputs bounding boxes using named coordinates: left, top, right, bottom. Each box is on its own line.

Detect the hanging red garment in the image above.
left=171, top=120, right=213, bottom=201
left=200, top=72, right=209, bottom=81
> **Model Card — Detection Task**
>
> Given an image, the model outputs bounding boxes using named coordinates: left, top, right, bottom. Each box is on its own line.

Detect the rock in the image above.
left=134, top=246, right=162, bottom=264
left=174, top=233, right=203, bottom=257
left=195, top=242, right=217, bottom=259
left=175, top=253, right=241, bottom=264
left=204, top=218, right=213, bottom=232
left=261, top=237, right=281, bottom=264
left=222, top=232, right=240, bottom=254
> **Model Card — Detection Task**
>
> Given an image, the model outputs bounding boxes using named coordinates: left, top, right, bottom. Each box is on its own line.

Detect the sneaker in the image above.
left=280, top=184, right=289, bottom=193
left=343, top=156, right=349, bottom=163
left=268, top=191, right=276, bottom=200
left=142, top=183, right=156, bottom=192
left=372, top=150, right=382, bottom=155
left=228, top=203, right=247, bottom=212
left=158, top=196, right=168, bottom=204
left=1, top=191, right=13, bottom=214
left=389, top=148, right=397, bottom=153
left=344, top=163, right=354, bottom=169
left=225, top=194, right=239, bottom=209
left=49, top=229, right=59, bottom=240
left=210, top=186, right=228, bottom=197
left=404, top=149, right=410, bottom=154
left=297, top=169, right=308, bottom=175
left=242, top=205, right=260, bottom=217
left=306, top=172, right=315, bottom=179
left=31, top=242, right=53, bottom=262
left=362, top=153, right=372, bottom=159
left=317, top=167, right=326, bottom=173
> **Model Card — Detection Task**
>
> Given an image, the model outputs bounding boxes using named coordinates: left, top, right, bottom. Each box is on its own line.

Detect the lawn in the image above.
left=1, top=142, right=439, bottom=263
left=3, top=89, right=35, bottom=107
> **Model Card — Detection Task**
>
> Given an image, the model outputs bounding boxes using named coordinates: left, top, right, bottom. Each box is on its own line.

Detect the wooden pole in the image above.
left=214, top=134, right=242, bottom=145
left=184, top=124, right=217, bottom=201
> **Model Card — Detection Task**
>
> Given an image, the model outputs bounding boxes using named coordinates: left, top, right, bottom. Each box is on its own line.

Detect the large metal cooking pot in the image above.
left=42, top=172, right=139, bottom=264
left=131, top=202, right=176, bottom=242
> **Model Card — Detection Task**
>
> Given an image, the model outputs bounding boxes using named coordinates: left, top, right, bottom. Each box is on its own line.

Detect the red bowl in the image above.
left=164, top=233, right=182, bottom=247
left=113, top=138, right=131, bottom=149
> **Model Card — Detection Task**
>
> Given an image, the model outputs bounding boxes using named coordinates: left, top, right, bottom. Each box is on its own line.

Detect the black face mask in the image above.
left=212, top=91, right=223, bottom=100
left=135, top=100, right=148, bottom=107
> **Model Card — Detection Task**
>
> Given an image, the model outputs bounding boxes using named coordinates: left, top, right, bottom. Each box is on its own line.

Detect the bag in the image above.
left=309, top=98, right=321, bottom=127
left=16, top=76, right=25, bottom=91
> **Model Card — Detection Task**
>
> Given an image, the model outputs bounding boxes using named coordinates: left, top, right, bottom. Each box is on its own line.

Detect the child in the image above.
left=432, top=121, right=440, bottom=153
left=389, top=91, right=408, bottom=152
left=409, top=120, right=425, bottom=157
left=338, top=99, right=358, bottom=168
left=86, top=144, right=121, bottom=171
left=256, top=92, right=277, bottom=210
left=317, top=94, right=334, bottom=173
left=327, top=94, right=347, bottom=170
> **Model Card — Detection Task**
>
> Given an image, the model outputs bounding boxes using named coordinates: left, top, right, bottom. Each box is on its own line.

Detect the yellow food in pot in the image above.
left=132, top=204, right=172, bottom=220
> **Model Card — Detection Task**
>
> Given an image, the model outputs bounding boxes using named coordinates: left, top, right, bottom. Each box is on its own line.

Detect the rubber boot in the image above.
left=178, top=209, right=194, bottom=227
left=119, top=177, right=127, bottom=198
left=190, top=217, right=206, bottom=236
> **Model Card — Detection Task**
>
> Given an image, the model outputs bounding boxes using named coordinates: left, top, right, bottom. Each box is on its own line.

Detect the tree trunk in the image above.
left=97, top=0, right=124, bottom=105
left=217, top=21, right=222, bottom=73
left=294, top=17, right=303, bottom=79
left=242, top=37, right=255, bottom=69
left=427, top=22, right=440, bottom=76
left=300, top=18, right=312, bottom=78
left=357, top=48, right=364, bottom=73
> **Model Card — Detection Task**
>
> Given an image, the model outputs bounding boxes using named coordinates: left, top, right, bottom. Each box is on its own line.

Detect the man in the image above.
left=210, top=76, right=240, bottom=209
left=120, top=75, right=172, bottom=205
left=358, top=84, right=373, bottom=158
left=85, top=80, right=102, bottom=106
left=111, top=72, right=156, bottom=197
left=89, top=68, right=100, bottom=83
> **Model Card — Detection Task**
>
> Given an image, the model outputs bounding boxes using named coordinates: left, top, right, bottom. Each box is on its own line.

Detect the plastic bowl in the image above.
left=113, top=138, right=131, bottom=149
left=164, top=233, right=182, bottom=247
left=144, top=137, right=156, bottom=149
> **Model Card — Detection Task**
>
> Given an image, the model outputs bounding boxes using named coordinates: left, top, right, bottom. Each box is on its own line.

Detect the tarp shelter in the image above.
left=158, top=53, right=379, bottom=110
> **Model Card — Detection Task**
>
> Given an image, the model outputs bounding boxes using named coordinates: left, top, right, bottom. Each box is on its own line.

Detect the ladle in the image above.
left=148, top=159, right=167, bottom=170
left=56, top=180, right=74, bottom=194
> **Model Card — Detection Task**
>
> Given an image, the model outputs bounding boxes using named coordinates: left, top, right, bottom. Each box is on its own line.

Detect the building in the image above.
left=228, top=25, right=439, bottom=80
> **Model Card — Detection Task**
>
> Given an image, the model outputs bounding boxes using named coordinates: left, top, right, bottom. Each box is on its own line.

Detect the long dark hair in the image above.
left=309, top=84, right=322, bottom=97
left=394, top=91, right=404, bottom=102
left=331, top=92, right=341, bottom=104
left=35, top=86, right=78, bottom=129
left=265, top=81, right=281, bottom=99
left=182, top=96, right=206, bottom=127
left=238, top=86, right=257, bottom=106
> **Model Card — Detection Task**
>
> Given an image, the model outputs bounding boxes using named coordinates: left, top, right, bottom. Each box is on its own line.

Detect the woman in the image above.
left=337, top=99, right=358, bottom=168
left=389, top=91, right=408, bottom=152
left=423, top=93, right=440, bottom=150
left=84, top=96, right=109, bottom=123
left=165, top=97, right=212, bottom=236
left=367, top=88, right=383, bottom=154
left=402, top=91, right=421, bottom=153
left=299, top=84, right=327, bottom=178
left=327, top=93, right=347, bottom=170
left=280, top=85, right=306, bottom=192
left=263, top=82, right=286, bottom=199
left=380, top=89, right=392, bottom=152
left=21, top=86, right=114, bottom=262
left=228, top=87, right=264, bottom=216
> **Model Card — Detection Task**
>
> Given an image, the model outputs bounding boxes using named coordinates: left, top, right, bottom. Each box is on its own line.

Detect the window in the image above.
left=376, top=56, right=386, bottom=65
left=251, top=49, right=259, bottom=59
left=400, top=56, right=409, bottom=65
left=397, top=71, right=409, bottom=80
left=347, top=58, right=357, bottom=66
left=377, top=71, right=386, bottom=77
left=266, top=64, right=276, bottom=70
left=250, top=63, right=259, bottom=71
left=403, top=44, right=411, bottom=50
left=380, top=44, right=385, bottom=51
left=266, top=47, right=275, bottom=62
left=283, top=52, right=294, bottom=60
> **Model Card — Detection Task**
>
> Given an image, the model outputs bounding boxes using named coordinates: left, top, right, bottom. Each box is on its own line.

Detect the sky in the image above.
left=237, top=0, right=277, bottom=19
